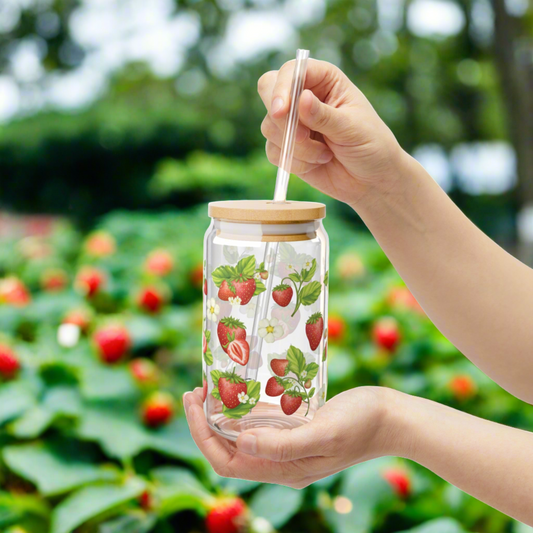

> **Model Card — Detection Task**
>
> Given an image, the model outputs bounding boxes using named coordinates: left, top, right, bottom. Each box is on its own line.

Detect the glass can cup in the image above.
left=202, top=200, right=329, bottom=441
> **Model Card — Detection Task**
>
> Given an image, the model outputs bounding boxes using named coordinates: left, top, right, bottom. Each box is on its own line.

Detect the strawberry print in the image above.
left=281, top=391, right=303, bottom=415
left=218, top=373, right=247, bottom=409
left=306, top=312, right=324, bottom=351
left=270, top=358, right=289, bottom=377
left=272, top=284, right=293, bottom=307
left=265, top=376, right=285, bottom=397
left=211, top=256, right=266, bottom=306
left=217, top=317, right=246, bottom=353
left=226, top=338, right=250, bottom=366
left=277, top=258, right=321, bottom=317
left=211, top=369, right=261, bottom=419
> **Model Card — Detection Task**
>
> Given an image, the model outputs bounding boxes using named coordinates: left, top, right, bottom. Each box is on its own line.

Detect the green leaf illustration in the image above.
left=222, top=379, right=261, bottom=420
left=300, top=281, right=322, bottom=306
left=287, top=346, right=306, bottom=376
left=308, top=387, right=315, bottom=398
left=253, top=280, right=266, bottom=296
left=301, top=259, right=317, bottom=283
left=288, top=272, right=301, bottom=284
left=210, top=370, right=222, bottom=388
left=235, top=255, right=256, bottom=278
left=305, top=363, right=319, bottom=381
left=324, top=270, right=329, bottom=287
left=203, top=347, right=213, bottom=366
left=211, top=265, right=236, bottom=287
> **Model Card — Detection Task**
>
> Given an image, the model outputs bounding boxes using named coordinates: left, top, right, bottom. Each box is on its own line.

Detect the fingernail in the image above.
left=296, top=125, right=309, bottom=143
left=271, top=97, right=284, bottom=115
left=318, top=151, right=334, bottom=164
left=238, top=434, right=257, bottom=455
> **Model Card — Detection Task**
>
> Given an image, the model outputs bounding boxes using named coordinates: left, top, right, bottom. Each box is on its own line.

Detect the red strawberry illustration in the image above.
left=227, top=339, right=250, bottom=366
left=280, top=392, right=303, bottom=415
left=202, top=332, right=207, bottom=354
left=217, top=317, right=246, bottom=353
left=218, top=280, right=236, bottom=301
left=270, top=358, right=289, bottom=377
left=218, top=372, right=247, bottom=409
left=306, top=312, right=324, bottom=351
left=232, top=278, right=256, bottom=305
left=304, top=380, right=312, bottom=389
left=260, top=270, right=268, bottom=280
left=272, top=284, right=293, bottom=307
left=265, top=376, right=284, bottom=397
left=203, top=278, right=207, bottom=296
left=203, top=374, right=208, bottom=402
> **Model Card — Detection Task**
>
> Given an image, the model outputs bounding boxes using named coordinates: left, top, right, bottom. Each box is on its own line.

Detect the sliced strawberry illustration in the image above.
left=265, top=376, right=285, bottom=397
left=272, top=284, right=293, bottom=307
left=270, top=358, right=289, bottom=377
left=227, top=338, right=250, bottom=366
left=280, top=392, right=303, bottom=415
left=217, top=317, right=247, bottom=353
left=305, top=312, right=324, bottom=351
left=218, top=372, right=247, bottom=409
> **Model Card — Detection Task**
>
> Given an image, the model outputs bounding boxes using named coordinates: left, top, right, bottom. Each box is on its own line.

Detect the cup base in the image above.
left=207, top=400, right=312, bottom=442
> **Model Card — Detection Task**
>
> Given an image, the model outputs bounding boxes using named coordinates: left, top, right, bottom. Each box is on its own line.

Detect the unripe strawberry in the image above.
left=93, top=324, right=131, bottom=364
left=259, top=270, right=268, bottom=280
left=0, top=344, right=20, bottom=379
left=63, top=308, right=91, bottom=332
left=75, top=266, right=106, bottom=297
left=328, top=316, right=346, bottom=343
left=372, top=317, right=401, bottom=353
left=84, top=231, right=116, bottom=257
left=336, top=251, right=365, bottom=280
left=190, top=262, right=204, bottom=288
left=449, top=374, right=477, bottom=401
left=136, top=285, right=168, bottom=314
left=145, top=249, right=174, bottom=276
left=41, top=268, right=68, bottom=292
left=0, top=277, right=31, bottom=307
left=206, top=497, right=248, bottom=533
left=141, top=391, right=174, bottom=427
left=383, top=468, right=411, bottom=498
left=388, top=286, right=424, bottom=314
left=129, top=358, right=159, bottom=385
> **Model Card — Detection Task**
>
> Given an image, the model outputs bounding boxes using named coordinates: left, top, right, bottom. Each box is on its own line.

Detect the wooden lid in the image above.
left=208, top=200, right=326, bottom=223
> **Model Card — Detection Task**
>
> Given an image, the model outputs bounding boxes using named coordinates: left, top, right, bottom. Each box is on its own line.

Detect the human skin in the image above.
left=184, top=59, right=533, bottom=524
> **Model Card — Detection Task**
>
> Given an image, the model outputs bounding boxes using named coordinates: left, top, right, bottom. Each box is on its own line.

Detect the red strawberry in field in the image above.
left=372, top=317, right=401, bottom=353
left=190, top=262, right=204, bottom=288
left=203, top=374, right=208, bottom=402
left=217, top=317, right=246, bottom=353
left=383, top=468, right=411, bottom=498
left=129, top=358, right=159, bottom=385
left=84, top=231, right=116, bottom=257
left=75, top=266, right=106, bottom=297
left=280, top=392, right=303, bottom=415
left=63, top=308, right=91, bottom=332
left=205, top=497, right=248, bottom=533
left=272, top=284, right=293, bottom=307
left=270, top=358, right=289, bottom=377
left=226, top=339, right=250, bottom=366
left=136, top=285, right=167, bottom=313
left=265, top=376, right=284, bottom=397
left=328, top=315, right=346, bottom=342
left=40, top=268, right=68, bottom=292
left=141, top=391, right=174, bottom=428
left=145, top=249, right=174, bottom=276
left=0, top=345, right=20, bottom=379
left=139, top=490, right=152, bottom=510
left=218, top=372, right=247, bottom=409
left=306, top=312, right=324, bottom=351
left=93, top=324, right=131, bottom=364
left=449, top=374, right=477, bottom=401
left=0, top=277, right=31, bottom=307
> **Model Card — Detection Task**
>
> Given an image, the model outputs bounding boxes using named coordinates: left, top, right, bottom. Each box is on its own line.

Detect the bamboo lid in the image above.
left=208, top=200, right=326, bottom=224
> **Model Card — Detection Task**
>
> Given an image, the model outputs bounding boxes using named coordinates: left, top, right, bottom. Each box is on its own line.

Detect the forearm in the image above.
left=385, top=391, right=533, bottom=523
left=353, top=151, right=533, bottom=403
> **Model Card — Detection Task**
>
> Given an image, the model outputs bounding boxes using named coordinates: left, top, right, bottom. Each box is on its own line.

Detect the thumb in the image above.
left=236, top=424, right=323, bottom=462
left=299, top=89, right=345, bottom=138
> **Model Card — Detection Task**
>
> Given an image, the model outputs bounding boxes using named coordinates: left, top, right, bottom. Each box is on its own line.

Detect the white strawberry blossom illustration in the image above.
left=228, top=296, right=242, bottom=306
left=238, top=392, right=249, bottom=404
left=249, top=397, right=256, bottom=405
left=301, top=370, right=307, bottom=379
left=206, top=298, right=220, bottom=322
left=253, top=272, right=261, bottom=280
left=258, top=317, right=283, bottom=343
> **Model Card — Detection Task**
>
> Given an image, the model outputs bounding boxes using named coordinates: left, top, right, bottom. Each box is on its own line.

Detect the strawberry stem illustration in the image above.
left=279, top=375, right=313, bottom=415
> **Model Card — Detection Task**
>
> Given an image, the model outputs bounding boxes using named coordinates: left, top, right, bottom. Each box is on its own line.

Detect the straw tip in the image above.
left=296, top=49, right=310, bottom=59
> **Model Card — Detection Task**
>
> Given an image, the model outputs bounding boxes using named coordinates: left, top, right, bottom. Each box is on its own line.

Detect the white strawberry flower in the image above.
left=301, top=370, right=307, bottom=379
left=238, top=392, right=249, bottom=404
left=258, top=317, right=283, bottom=343
left=57, top=323, right=80, bottom=348
left=253, top=272, right=261, bottom=280
left=249, top=397, right=256, bottom=405
left=240, top=299, right=257, bottom=318
left=228, top=296, right=242, bottom=306
left=206, top=298, right=220, bottom=322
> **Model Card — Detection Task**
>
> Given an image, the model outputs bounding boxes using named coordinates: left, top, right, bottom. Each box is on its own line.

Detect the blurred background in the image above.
left=0, top=0, right=532, bottom=532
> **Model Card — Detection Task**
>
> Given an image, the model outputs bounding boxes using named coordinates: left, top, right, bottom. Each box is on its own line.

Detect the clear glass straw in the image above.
left=245, top=49, right=310, bottom=382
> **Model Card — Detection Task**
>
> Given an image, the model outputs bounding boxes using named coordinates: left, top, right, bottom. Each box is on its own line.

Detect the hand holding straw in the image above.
left=245, top=49, right=310, bottom=381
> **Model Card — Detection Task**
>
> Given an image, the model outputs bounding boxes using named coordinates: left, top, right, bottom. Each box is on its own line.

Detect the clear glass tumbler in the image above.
left=202, top=200, right=329, bottom=441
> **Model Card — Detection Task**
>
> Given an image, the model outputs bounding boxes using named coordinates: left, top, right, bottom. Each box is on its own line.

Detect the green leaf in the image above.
left=277, top=377, right=293, bottom=390
left=3, top=440, right=119, bottom=496
left=0, top=382, right=37, bottom=426
left=308, top=387, right=316, bottom=398
left=211, top=265, right=236, bottom=287
left=324, top=270, right=329, bottom=287
left=211, top=387, right=221, bottom=401
left=300, top=281, right=322, bottom=306
left=253, top=280, right=266, bottom=296
left=305, top=363, right=320, bottom=381
left=205, top=330, right=211, bottom=343
left=249, top=484, right=303, bottom=528
left=287, top=346, right=306, bottom=376
left=222, top=402, right=251, bottom=419
left=10, top=406, right=54, bottom=439
left=245, top=380, right=261, bottom=403
left=210, top=370, right=222, bottom=388
left=203, top=347, right=213, bottom=366
left=80, top=365, right=138, bottom=401
left=301, top=258, right=317, bottom=283
left=288, top=272, right=301, bottom=284
left=397, top=518, right=467, bottom=533
left=51, top=477, right=145, bottom=533
left=235, top=255, right=256, bottom=278
left=99, top=512, right=157, bottom=533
